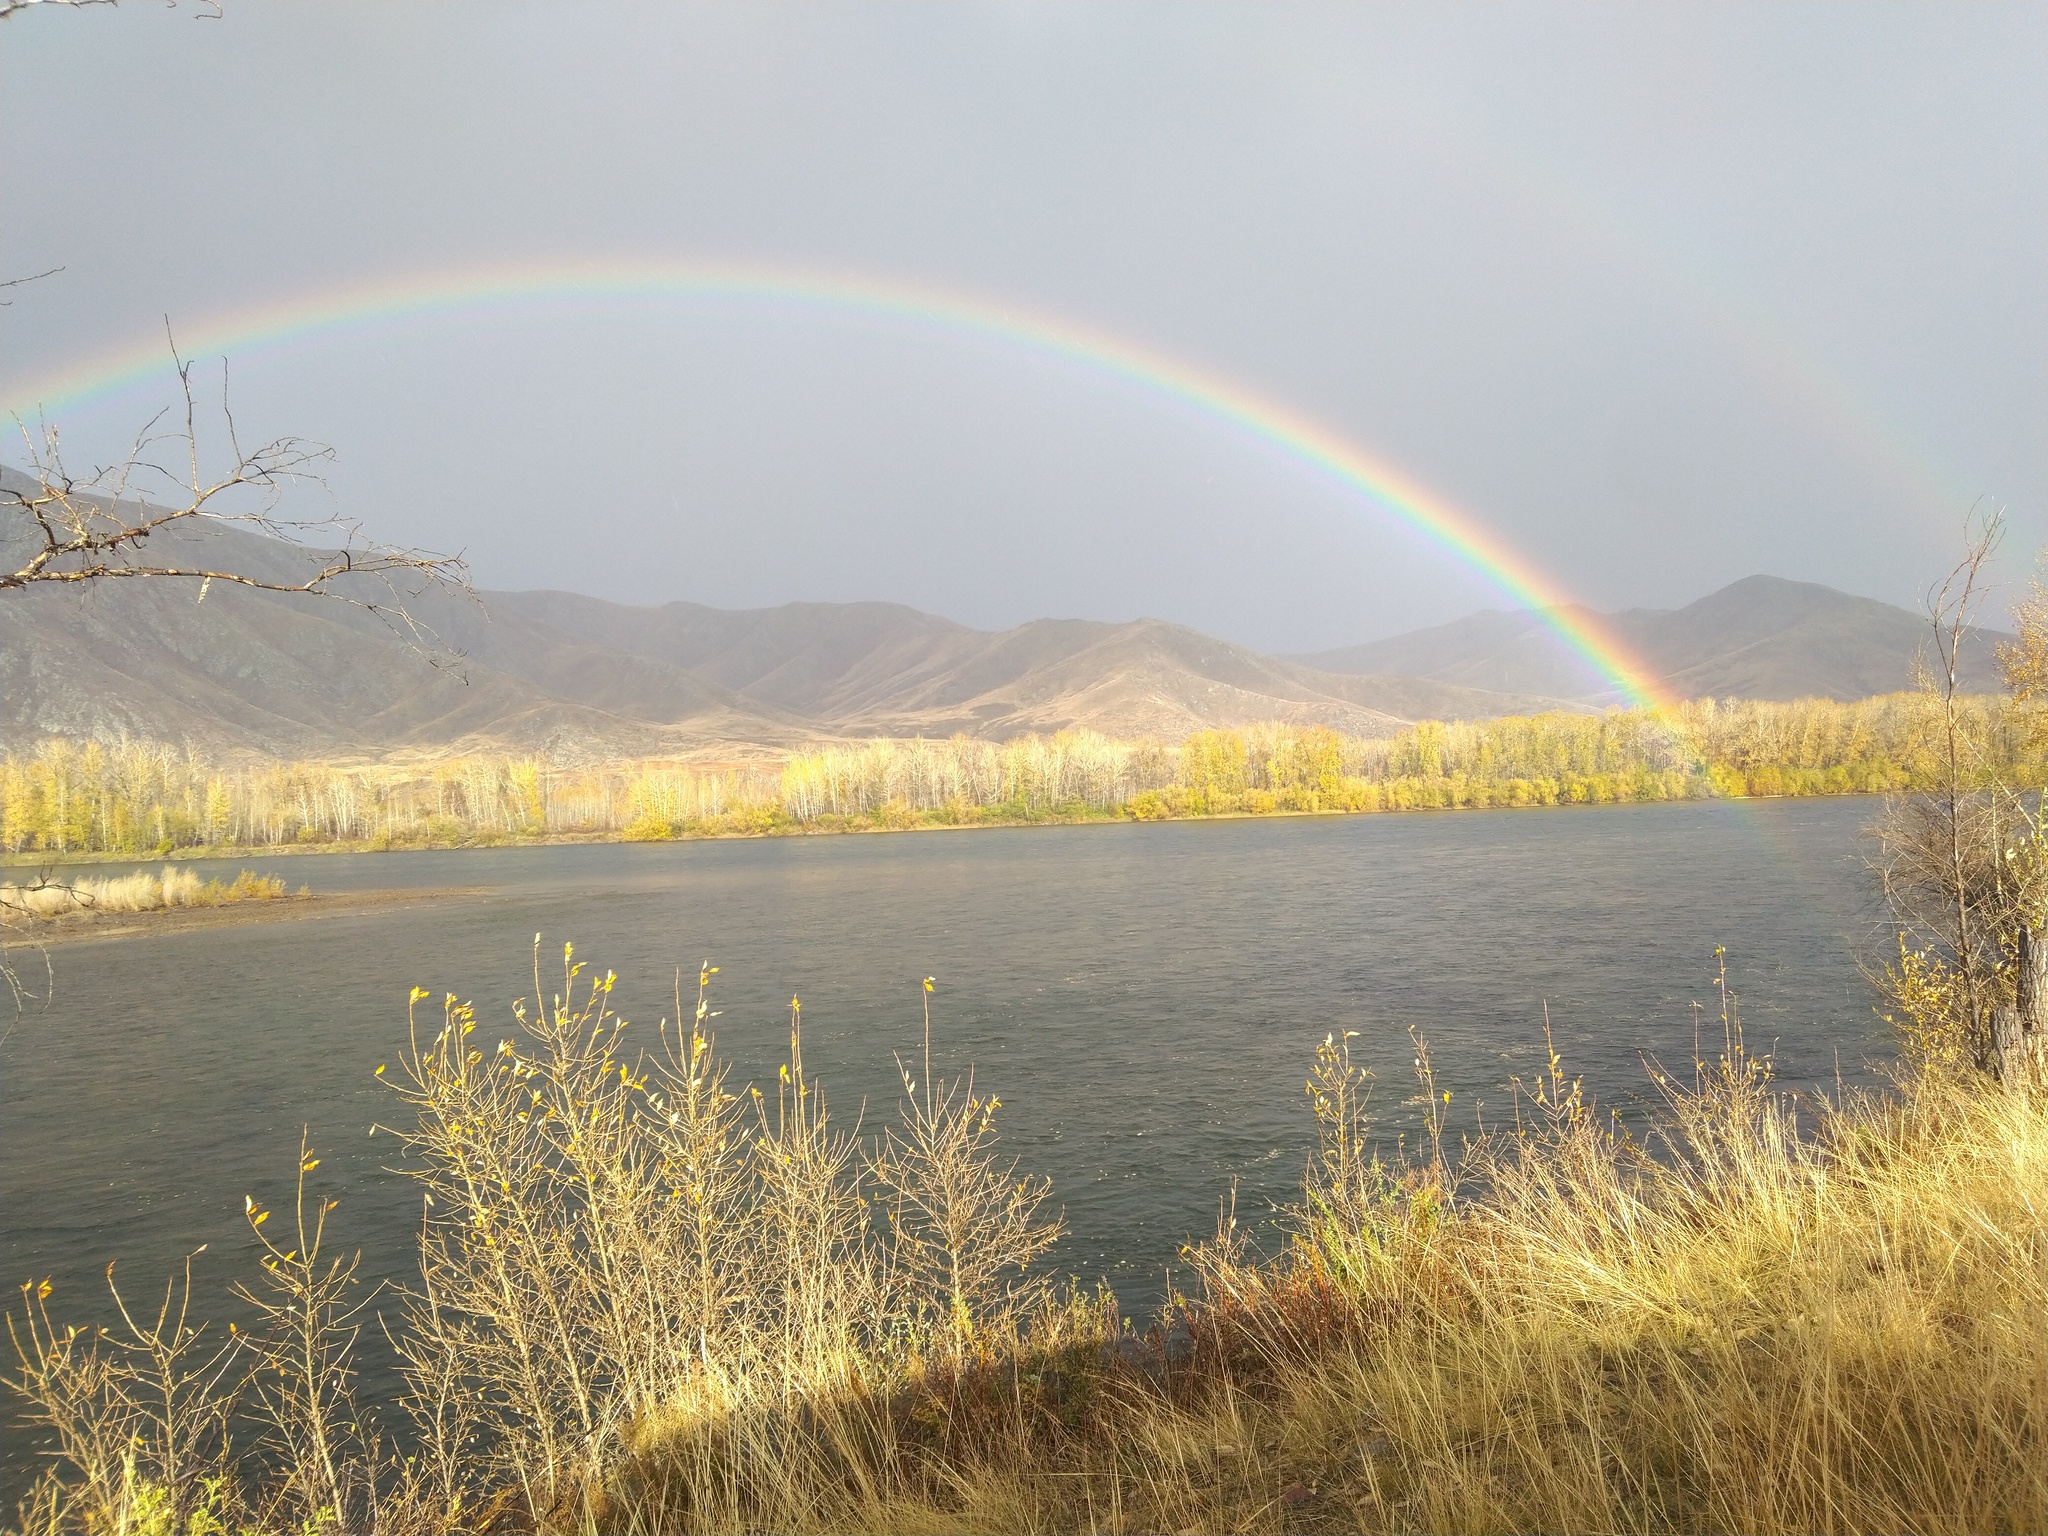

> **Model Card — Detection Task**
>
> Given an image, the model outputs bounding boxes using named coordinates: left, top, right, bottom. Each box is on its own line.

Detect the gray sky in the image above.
left=3, top=2, right=2043, bottom=652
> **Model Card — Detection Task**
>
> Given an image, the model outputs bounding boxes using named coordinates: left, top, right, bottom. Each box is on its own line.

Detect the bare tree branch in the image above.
left=4, top=341, right=473, bottom=655
left=0, top=266, right=65, bottom=305
left=0, top=0, right=219, bottom=20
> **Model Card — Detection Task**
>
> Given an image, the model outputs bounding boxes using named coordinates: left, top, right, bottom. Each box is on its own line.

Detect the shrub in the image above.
left=418, top=815, right=468, bottom=847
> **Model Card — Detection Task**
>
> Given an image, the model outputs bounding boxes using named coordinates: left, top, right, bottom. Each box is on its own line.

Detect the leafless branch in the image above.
left=0, top=266, right=65, bottom=305
left=0, top=934, right=56, bottom=1038
left=4, top=341, right=473, bottom=655
left=0, top=0, right=220, bottom=19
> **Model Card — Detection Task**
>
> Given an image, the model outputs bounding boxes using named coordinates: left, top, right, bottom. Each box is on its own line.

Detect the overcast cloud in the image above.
left=2, top=2, right=2042, bottom=651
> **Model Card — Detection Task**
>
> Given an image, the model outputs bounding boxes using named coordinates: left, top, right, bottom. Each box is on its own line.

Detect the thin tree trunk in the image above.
left=2004, top=924, right=2048, bottom=1089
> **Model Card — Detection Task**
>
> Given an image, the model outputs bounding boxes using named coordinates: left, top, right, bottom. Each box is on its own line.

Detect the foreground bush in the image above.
left=9, top=949, right=2046, bottom=1534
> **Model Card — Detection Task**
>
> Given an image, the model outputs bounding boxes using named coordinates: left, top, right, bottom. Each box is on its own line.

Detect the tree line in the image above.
left=4, top=692, right=2029, bottom=858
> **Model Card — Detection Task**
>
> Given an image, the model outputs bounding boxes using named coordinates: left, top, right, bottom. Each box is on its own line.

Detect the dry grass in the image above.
left=0, top=867, right=292, bottom=919
left=605, top=1028, right=2046, bottom=1536
left=8, top=947, right=2046, bottom=1535
left=1123, top=1037, right=2048, bottom=1535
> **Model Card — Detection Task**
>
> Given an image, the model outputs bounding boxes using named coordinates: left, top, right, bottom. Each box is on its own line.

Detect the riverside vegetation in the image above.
left=11, top=565, right=2048, bottom=1533
left=5, top=693, right=2040, bottom=859
left=6, top=948, right=2045, bottom=1535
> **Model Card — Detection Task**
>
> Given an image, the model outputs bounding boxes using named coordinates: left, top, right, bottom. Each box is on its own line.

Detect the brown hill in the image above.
left=1296, top=575, right=2010, bottom=702
left=0, top=497, right=814, bottom=761
left=0, top=575, right=813, bottom=763
left=0, top=496, right=1554, bottom=759
left=500, top=591, right=1565, bottom=739
left=14, top=470, right=1958, bottom=760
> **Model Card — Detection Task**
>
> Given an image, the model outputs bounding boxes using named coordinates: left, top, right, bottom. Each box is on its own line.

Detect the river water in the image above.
left=3, top=799, right=1889, bottom=1473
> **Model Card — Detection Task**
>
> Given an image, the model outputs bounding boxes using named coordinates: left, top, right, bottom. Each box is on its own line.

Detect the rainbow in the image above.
left=2, top=258, right=1669, bottom=707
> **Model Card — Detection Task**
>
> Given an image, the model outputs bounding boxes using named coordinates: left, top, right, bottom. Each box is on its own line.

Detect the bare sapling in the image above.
left=1875, top=512, right=2048, bottom=1087
left=381, top=942, right=654, bottom=1525
left=1994, top=561, right=2048, bottom=1087
left=748, top=994, right=873, bottom=1402
left=234, top=1131, right=379, bottom=1531
left=6, top=1253, right=243, bottom=1534
left=1285, top=1028, right=1383, bottom=1294
left=869, top=978, right=1062, bottom=1355
left=641, top=963, right=751, bottom=1409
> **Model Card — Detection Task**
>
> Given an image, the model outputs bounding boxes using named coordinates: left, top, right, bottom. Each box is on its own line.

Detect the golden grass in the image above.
left=591, top=1036, right=2047, bottom=1535
left=8, top=951, right=2046, bottom=1535
left=0, top=867, right=292, bottom=919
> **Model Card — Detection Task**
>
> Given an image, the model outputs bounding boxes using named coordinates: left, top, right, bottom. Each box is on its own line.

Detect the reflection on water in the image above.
left=3, top=800, right=1885, bottom=1406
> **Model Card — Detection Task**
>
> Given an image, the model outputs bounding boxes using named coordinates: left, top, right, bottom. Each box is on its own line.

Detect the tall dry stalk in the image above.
left=233, top=1133, right=379, bottom=1530
left=644, top=963, right=752, bottom=1404
left=745, top=992, right=874, bottom=1405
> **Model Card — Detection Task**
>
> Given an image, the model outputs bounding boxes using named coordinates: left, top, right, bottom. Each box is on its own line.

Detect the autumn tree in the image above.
left=1874, top=514, right=2048, bottom=1086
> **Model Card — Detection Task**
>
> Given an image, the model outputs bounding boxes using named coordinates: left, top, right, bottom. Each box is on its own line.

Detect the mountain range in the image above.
left=1296, top=574, right=2004, bottom=703
left=0, top=475, right=2008, bottom=762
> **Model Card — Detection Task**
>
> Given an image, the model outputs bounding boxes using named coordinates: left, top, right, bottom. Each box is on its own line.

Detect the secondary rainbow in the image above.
left=3, top=258, right=1667, bottom=708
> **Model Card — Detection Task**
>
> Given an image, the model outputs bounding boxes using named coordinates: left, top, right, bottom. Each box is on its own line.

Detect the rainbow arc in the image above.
left=2, top=258, right=1671, bottom=709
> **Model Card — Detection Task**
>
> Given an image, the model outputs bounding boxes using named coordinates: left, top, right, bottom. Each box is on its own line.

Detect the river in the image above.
left=2, top=798, right=1889, bottom=1477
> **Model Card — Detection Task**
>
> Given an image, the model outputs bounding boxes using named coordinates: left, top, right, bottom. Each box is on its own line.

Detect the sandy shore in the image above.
left=0, top=887, right=495, bottom=948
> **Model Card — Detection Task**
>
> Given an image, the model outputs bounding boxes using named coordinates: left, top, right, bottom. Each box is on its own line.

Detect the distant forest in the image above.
left=3, top=694, right=2036, bottom=857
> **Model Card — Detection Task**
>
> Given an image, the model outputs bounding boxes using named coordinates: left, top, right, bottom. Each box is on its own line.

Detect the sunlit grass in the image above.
left=0, top=867, right=293, bottom=919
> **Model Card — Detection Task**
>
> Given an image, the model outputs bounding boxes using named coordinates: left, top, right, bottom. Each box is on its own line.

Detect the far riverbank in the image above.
left=2, top=781, right=1892, bottom=870
left=5, top=695, right=1994, bottom=863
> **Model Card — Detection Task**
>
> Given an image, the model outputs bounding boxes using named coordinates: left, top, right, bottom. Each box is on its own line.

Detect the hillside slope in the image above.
left=7, top=467, right=1977, bottom=758
left=508, top=593, right=1560, bottom=739
left=0, top=495, right=1552, bottom=758
left=0, top=494, right=816, bottom=760
left=1297, top=575, right=2009, bottom=701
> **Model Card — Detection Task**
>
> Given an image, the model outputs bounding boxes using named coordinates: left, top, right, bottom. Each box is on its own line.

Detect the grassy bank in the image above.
left=10, top=948, right=2044, bottom=1534
left=5, top=693, right=2031, bottom=862
left=0, top=866, right=296, bottom=919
